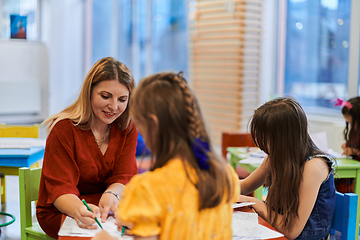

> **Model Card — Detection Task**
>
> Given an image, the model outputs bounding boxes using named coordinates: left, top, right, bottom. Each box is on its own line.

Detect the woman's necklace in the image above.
left=91, top=125, right=111, bottom=148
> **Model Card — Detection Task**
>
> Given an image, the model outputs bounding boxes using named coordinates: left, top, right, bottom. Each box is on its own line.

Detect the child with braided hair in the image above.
left=92, top=72, right=240, bottom=240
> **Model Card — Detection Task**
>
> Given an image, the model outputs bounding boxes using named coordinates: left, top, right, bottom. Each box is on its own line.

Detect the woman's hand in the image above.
left=75, top=203, right=100, bottom=229
left=99, top=192, right=120, bottom=222
left=53, top=194, right=101, bottom=229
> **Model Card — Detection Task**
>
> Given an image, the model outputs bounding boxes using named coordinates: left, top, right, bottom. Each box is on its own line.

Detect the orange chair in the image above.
left=221, top=132, right=256, bottom=159
left=221, top=132, right=256, bottom=179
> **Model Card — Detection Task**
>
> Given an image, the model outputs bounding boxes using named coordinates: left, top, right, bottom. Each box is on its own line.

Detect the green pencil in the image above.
left=121, top=226, right=126, bottom=236
left=81, top=199, right=103, bottom=229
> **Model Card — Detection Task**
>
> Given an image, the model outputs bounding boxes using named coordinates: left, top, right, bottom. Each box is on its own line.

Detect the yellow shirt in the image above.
left=118, top=158, right=240, bottom=239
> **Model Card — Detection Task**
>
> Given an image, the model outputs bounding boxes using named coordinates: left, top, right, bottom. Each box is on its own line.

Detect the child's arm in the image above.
left=239, top=157, right=268, bottom=195
left=342, top=146, right=360, bottom=156
left=246, top=157, right=329, bottom=240
left=92, top=230, right=117, bottom=240
left=134, top=237, right=159, bottom=240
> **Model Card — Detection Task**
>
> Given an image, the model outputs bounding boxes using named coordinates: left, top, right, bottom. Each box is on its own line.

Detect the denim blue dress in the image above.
left=295, top=154, right=336, bottom=240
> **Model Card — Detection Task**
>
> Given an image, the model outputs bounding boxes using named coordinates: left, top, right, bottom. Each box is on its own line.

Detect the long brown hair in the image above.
left=42, top=57, right=135, bottom=133
left=250, top=97, right=320, bottom=231
left=130, top=72, right=233, bottom=211
left=341, top=97, right=360, bottom=147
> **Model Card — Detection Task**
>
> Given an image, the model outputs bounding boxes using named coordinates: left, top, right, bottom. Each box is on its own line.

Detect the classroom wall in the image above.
left=0, top=0, right=86, bottom=124
left=0, top=40, right=49, bottom=124
left=41, top=0, right=85, bottom=117
left=308, top=115, right=345, bottom=154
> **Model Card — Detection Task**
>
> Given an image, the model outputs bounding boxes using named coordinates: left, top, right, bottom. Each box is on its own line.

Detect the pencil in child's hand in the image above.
left=121, top=226, right=126, bottom=236
left=81, top=199, right=103, bottom=229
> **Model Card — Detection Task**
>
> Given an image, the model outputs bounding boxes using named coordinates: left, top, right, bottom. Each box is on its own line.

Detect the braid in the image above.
left=132, top=72, right=233, bottom=211
left=172, top=73, right=201, bottom=139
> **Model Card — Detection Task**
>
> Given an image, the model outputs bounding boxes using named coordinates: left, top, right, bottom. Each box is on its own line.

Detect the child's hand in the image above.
left=91, top=230, right=117, bottom=240
left=341, top=143, right=346, bottom=149
left=115, top=218, right=133, bottom=236
left=342, top=147, right=359, bottom=156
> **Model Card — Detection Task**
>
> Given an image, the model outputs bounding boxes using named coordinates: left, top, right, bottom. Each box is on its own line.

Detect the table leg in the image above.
left=0, top=176, right=2, bottom=197
left=354, top=170, right=360, bottom=238
left=1, top=176, right=5, bottom=203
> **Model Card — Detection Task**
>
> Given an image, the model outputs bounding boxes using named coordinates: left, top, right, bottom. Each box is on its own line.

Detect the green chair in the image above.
left=19, top=167, right=54, bottom=240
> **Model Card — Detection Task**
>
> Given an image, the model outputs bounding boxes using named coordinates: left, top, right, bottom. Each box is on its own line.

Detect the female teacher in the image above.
left=36, top=57, right=138, bottom=238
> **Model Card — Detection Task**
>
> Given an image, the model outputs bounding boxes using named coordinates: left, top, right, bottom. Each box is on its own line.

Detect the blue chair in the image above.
left=330, top=191, right=358, bottom=240
left=136, top=133, right=150, bottom=156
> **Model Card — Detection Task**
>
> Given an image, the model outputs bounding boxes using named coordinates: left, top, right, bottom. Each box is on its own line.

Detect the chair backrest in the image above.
left=0, top=124, right=39, bottom=138
left=221, top=132, right=256, bottom=158
left=19, top=167, right=42, bottom=239
left=331, top=191, right=358, bottom=240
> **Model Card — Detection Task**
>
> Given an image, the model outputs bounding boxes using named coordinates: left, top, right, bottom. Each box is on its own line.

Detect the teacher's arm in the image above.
left=54, top=194, right=99, bottom=229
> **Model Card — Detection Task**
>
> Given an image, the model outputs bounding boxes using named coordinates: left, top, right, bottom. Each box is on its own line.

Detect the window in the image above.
left=151, top=0, right=188, bottom=75
left=91, top=0, right=188, bottom=82
left=282, top=0, right=352, bottom=113
left=0, top=0, right=39, bottom=40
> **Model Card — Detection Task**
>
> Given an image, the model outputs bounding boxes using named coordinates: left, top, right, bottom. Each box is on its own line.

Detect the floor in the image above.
left=0, top=175, right=23, bottom=240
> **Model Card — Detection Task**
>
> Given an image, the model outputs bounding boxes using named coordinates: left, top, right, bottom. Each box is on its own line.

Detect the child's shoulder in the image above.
left=123, top=159, right=192, bottom=199
left=129, top=159, right=187, bottom=184
left=303, top=156, right=331, bottom=182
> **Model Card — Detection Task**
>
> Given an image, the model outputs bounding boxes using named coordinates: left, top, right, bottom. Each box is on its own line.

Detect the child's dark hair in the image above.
left=130, top=72, right=234, bottom=211
left=250, top=97, right=320, bottom=231
left=341, top=97, right=360, bottom=146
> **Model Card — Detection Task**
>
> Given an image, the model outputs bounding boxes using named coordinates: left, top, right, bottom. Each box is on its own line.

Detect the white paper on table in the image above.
left=326, top=148, right=343, bottom=158
left=249, top=150, right=266, bottom=158
left=232, top=202, right=256, bottom=209
left=232, top=212, right=284, bottom=239
left=239, top=157, right=264, bottom=165
left=58, top=216, right=133, bottom=239
left=0, top=138, right=45, bottom=149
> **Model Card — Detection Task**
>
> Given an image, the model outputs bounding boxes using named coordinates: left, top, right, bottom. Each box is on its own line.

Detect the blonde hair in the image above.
left=130, top=72, right=233, bottom=211
left=42, top=57, right=135, bottom=133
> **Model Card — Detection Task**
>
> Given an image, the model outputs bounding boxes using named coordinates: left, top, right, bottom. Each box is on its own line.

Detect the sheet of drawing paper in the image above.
left=232, top=212, right=284, bottom=239
left=58, top=216, right=133, bottom=239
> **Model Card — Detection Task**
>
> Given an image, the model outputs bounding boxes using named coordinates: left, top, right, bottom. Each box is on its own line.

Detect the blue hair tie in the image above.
left=192, top=137, right=210, bottom=170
